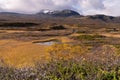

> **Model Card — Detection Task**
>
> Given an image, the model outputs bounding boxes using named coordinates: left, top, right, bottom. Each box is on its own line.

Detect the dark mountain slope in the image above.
left=87, top=14, right=120, bottom=23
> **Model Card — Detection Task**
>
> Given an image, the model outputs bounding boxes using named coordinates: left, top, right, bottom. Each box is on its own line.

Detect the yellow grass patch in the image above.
left=0, top=40, right=50, bottom=68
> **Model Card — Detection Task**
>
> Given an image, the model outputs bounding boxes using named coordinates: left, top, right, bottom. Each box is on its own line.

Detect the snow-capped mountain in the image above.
left=37, top=9, right=80, bottom=17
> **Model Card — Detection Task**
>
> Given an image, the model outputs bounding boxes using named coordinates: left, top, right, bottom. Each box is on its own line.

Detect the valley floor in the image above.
left=0, top=28, right=119, bottom=68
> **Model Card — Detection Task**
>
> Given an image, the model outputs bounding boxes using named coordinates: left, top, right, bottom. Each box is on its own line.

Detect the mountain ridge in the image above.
left=0, top=9, right=120, bottom=23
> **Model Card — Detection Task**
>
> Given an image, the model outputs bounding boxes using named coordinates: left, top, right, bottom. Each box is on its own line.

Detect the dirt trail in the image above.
left=100, top=33, right=120, bottom=38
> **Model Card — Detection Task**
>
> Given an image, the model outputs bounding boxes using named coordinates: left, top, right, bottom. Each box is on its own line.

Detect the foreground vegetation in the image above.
left=0, top=60, right=119, bottom=80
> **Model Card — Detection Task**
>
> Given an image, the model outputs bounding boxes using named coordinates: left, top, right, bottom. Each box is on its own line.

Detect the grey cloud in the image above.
left=0, top=0, right=119, bottom=16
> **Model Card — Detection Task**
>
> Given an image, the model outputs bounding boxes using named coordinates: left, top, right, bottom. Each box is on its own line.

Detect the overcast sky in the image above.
left=0, top=0, right=119, bottom=16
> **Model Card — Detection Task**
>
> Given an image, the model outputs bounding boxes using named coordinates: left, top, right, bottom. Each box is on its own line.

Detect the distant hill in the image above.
left=0, top=12, right=28, bottom=17
left=86, top=14, right=120, bottom=23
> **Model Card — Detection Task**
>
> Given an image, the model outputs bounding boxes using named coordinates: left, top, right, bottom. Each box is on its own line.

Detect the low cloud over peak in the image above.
left=0, top=0, right=120, bottom=16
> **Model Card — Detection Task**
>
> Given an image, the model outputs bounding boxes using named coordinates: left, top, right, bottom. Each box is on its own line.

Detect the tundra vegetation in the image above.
left=0, top=13, right=120, bottom=79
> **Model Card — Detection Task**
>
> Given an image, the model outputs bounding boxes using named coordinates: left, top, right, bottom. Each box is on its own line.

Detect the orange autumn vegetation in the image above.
left=46, top=44, right=86, bottom=60
left=0, top=40, right=50, bottom=68
left=0, top=39, right=86, bottom=68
